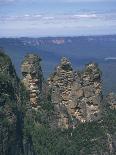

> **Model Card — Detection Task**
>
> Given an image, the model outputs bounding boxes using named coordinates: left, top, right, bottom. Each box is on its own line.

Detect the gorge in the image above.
left=0, top=49, right=116, bottom=155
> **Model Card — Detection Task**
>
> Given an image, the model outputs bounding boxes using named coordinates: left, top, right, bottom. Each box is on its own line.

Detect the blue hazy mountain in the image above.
left=0, top=35, right=116, bottom=94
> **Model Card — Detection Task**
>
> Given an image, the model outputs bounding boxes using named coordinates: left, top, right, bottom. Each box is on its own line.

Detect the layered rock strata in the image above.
left=21, top=54, right=43, bottom=108
left=48, top=57, right=103, bottom=128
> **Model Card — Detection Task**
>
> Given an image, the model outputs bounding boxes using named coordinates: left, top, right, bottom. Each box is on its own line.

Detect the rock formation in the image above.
left=21, top=54, right=43, bottom=108
left=21, top=55, right=103, bottom=129
left=48, top=57, right=103, bottom=128
left=48, top=57, right=75, bottom=128
left=0, top=50, right=116, bottom=155
left=76, top=63, right=103, bottom=122
left=107, top=92, right=116, bottom=110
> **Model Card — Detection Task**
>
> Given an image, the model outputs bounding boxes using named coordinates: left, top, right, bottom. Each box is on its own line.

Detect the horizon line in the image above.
left=0, top=33, right=116, bottom=39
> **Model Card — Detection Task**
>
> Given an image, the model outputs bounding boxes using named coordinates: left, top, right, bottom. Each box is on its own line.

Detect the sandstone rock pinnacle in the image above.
left=48, top=59, right=103, bottom=129
left=21, top=54, right=43, bottom=108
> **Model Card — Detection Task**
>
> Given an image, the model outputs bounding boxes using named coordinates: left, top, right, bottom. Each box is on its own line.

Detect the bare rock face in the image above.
left=48, top=58, right=103, bottom=129
left=76, top=63, right=103, bottom=122
left=21, top=54, right=43, bottom=108
left=48, top=57, right=74, bottom=128
left=107, top=92, right=116, bottom=110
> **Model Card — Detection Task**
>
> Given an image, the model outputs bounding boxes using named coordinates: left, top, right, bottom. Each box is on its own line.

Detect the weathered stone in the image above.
left=71, top=83, right=84, bottom=98
left=107, top=92, right=116, bottom=110
left=80, top=63, right=103, bottom=122
left=48, top=59, right=103, bottom=128
left=21, top=54, right=43, bottom=108
left=83, top=86, right=94, bottom=98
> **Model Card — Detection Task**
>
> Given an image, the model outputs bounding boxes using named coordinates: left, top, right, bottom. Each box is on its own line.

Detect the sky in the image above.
left=0, top=0, right=116, bottom=37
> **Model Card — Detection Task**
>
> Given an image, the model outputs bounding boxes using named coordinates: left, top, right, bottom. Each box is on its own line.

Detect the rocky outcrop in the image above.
left=48, top=57, right=103, bottom=129
left=21, top=54, right=43, bottom=108
left=76, top=63, right=103, bottom=122
left=106, top=92, right=116, bottom=110
left=47, top=57, right=74, bottom=128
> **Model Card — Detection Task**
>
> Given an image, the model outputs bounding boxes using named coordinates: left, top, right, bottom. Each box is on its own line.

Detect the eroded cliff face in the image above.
left=0, top=50, right=23, bottom=155
left=21, top=54, right=43, bottom=108
left=0, top=51, right=36, bottom=155
left=48, top=57, right=103, bottom=129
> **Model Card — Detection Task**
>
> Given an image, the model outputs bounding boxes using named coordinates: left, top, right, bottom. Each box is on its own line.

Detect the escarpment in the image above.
left=0, top=50, right=23, bottom=155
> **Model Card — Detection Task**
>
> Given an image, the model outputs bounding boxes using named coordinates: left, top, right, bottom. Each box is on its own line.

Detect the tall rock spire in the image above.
left=76, top=63, right=103, bottom=122
left=21, top=54, right=43, bottom=108
left=48, top=57, right=74, bottom=128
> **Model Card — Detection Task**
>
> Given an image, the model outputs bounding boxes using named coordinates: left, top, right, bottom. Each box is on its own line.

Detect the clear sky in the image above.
left=0, top=0, right=116, bottom=37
